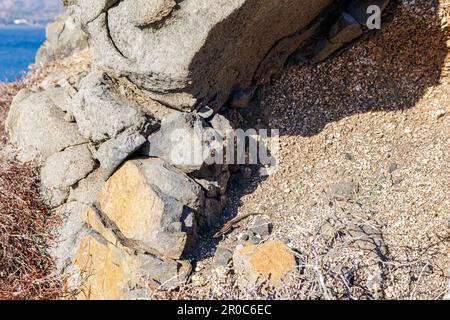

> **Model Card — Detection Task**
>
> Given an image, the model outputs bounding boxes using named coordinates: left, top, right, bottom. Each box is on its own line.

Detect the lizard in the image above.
left=213, top=212, right=262, bottom=240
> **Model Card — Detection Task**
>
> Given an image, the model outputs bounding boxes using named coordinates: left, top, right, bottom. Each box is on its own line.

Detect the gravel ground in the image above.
left=180, top=0, right=450, bottom=300
left=0, top=1, right=448, bottom=300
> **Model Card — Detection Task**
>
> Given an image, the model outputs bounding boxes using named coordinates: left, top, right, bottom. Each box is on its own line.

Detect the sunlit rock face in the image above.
left=70, top=0, right=333, bottom=110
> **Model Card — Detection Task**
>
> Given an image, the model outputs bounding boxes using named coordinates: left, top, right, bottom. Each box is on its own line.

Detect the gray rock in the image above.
left=239, top=232, right=250, bottom=242
left=71, top=0, right=119, bottom=25
left=76, top=0, right=334, bottom=110
left=195, top=179, right=220, bottom=198
left=51, top=201, right=91, bottom=273
left=249, top=216, right=273, bottom=237
left=93, top=126, right=150, bottom=176
left=35, top=12, right=88, bottom=67
left=213, top=247, right=233, bottom=268
left=6, top=89, right=88, bottom=162
left=311, top=38, right=343, bottom=64
left=139, top=255, right=192, bottom=290
left=131, top=0, right=177, bottom=27
left=135, top=158, right=205, bottom=211
left=68, top=168, right=109, bottom=205
left=70, top=70, right=146, bottom=142
left=209, top=113, right=234, bottom=139
left=40, top=144, right=96, bottom=208
left=249, top=233, right=263, bottom=245
left=329, top=12, right=363, bottom=44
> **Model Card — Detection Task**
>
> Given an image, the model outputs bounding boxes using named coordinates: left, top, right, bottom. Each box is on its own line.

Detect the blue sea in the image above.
left=0, top=26, right=46, bottom=82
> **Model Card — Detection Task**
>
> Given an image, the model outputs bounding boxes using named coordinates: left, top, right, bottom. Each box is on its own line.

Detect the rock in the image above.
left=347, top=0, right=390, bottom=26
left=96, top=158, right=203, bottom=259
left=68, top=168, right=109, bottom=205
left=75, top=0, right=334, bottom=110
left=40, top=144, right=96, bottom=208
left=72, top=0, right=119, bottom=25
left=139, top=255, right=192, bottom=290
left=93, top=126, right=154, bottom=176
left=35, top=12, right=88, bottom=67
left=131, top=0, right=177, bottom=27
left=69, top=233, right=192, bottom=299
left=195, top=179, right=220, bottom=198
left=81, top=206, right=120, bottom=246
left=241, top=166, right=253, bottom=179
left=328, top=12, right=363, bottom=44
left=70, top=71, right=148, bottom=142
left=5, top=89, right=88, bottom=162
left=209, top=113, right=234, bottom=139
left=213, top=247, right=233, bottom=268
left=51, top=201, right=91, bottom=273
left=144, top=112, right=222, bottom=173
left=249, top=216, right=273, bottom=237
left=233, top=241, right=298, bottom=289
left=311, top=38, right=343, bottom=64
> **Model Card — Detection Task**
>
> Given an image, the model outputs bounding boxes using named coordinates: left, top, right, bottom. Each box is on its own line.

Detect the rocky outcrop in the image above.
left=35, top=9, right=88, bottom=67
left=5, top=0, right=390, bottom=299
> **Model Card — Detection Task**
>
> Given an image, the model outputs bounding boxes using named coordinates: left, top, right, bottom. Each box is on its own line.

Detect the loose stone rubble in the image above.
left=5, top=0, right=390, bottom=299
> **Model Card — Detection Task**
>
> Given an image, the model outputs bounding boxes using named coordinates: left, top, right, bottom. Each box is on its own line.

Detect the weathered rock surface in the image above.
left=96, top=158, right=203, bottom=259
left=5, top=89, right=88, bottom=162
left=51, top=201, right=91, bottom=273
left=69, top=234, right=192, bottom=299
left=40, top=144, right=96, bottom=208
left=35, top=11, right=88, bottom=67
left=70, top=70, right=150, bottom=142
left=233, top=241, right=298, bottom=289
left=93, top=126, right=150, bottom=176
left=68, top=168, right=109, bottom=205
left=72, top=0, right=335, bottom=110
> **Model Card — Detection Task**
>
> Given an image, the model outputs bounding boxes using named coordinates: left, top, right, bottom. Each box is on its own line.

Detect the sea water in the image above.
left=0, top=26, right=46, bottom=82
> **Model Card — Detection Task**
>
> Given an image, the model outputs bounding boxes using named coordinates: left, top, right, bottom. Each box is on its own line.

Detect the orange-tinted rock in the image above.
left=233, top=241, right=298, bottom=289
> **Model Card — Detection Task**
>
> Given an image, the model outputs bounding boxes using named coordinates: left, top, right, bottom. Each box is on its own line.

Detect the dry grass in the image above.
left=0, top=51, right=90, bottom=299
left=0, top=75, right=62, bottom=299
left=0, top=158, right=62, bottom=299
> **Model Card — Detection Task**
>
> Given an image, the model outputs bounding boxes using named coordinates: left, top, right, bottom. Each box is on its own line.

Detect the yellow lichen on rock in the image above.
left=71, top=235, right=140, bottom=300
left=96, top=160, right=187, bottom=259
left=233, top=241, right=298, bottom=289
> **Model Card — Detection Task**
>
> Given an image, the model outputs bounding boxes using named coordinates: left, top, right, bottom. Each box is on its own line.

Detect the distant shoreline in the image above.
left=0, top=23, right=49, bottom=28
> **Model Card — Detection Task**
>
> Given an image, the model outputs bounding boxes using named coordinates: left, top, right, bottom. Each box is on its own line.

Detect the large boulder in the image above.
left=96, top=158, right=204, bottom=259
left=40, top=144, right=96, bottom=208
left=5, top=89, right=88, bottom=162
left=69, top=0, right=334, bottom=110
left=69, top=70, right=153, bottom=143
